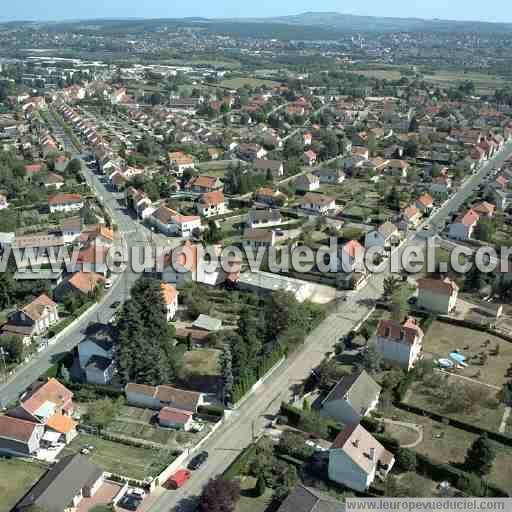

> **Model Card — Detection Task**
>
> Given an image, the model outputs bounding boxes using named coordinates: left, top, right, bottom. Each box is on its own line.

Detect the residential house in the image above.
left=339, top=240, right=365, bottom=273
left=448, top=209, right=480, bottom=240
left=351, top=146, right=370, bottom=160
left=188, top=175, right=223, bottom=194
left=364, top=222, right=399, bottom=250
left=48, top=193, right=83, bottom=213
left=296, top=173, right=320, bottom=192
left=417, top=277, right=459, bottom=314
left=242, top=228, right=276, bottom=249
left=0, top=416, right=44, bottom=457
left=78, top=324, right=115, bottom=385
left=300, top=192, right=336, bottom=215
left=60, top=217, right=82, bottom=243
left=150, top=206, right=202, bottom=238
left=473, top=201, right=496, bottom=218
left=303, top=132, right=313, bottom=147
left=55, top=271, right=105, bottom=301
left=303, top=150, right=318, bottom=166
left=247, top=209, right=282, bottom=229
left=328, top=424, right=395, bottom=492
left=168, top=151, right=195, bottom=174
left=415, top=193, right=434, bottom=214
left=254, top=187, right=285, bottom=206
left=125, top=383, right=203, bottom=412
left=109, top=171, right=128, bottom=191
left=277, top=485, right=342, bottom=512
left=0, top=194, right=8, bottom=210
left=320, top=370, right=381, bottom=425
left=430, top=175, right=452, bottom=198
left=373, top=318, right=424, bottom=370
left=15, top=454, right=104, bottom=512
left=401, top=205, right=422, bottom=228
left=237, top=143, right=267, bottom=161
left=386, top=159, right=410, bottom=177
left=41, top=172, right=65, bottom=190
left=1, top=294, right=59, bottom=344
left=161, top=283, right=179, bottom=321
left=158, top=407, right=194, bottom=431
left=313, top=167, right=346, bottom=184
left=254, top=159, right=284, bottom=180
left=196, top=190, right=226, bottom=218
left=192, top=314, right=222, bottom=333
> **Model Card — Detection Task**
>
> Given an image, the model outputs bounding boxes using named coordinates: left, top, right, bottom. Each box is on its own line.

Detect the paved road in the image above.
left=145, top=143, right=512, bottom=512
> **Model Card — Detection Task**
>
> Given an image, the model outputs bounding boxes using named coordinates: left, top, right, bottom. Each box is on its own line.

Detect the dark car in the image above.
left=111, top=300, right=121, bottom=309
left=118, top=495, right=142, bottom=511
left=188, top=451, right=208, bottom=470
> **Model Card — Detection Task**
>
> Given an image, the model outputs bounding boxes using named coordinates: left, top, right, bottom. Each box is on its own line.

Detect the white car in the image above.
left=129, top=488, right=146, bottom=499
left=104, top=278, right=113, bottom=289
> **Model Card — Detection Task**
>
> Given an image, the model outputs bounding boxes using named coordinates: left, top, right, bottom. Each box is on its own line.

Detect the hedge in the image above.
left=223, top=443, right=258, bottom=481
left=66, top=382, right=125, bottom=400
left=197, top=405, right=225, bottom=419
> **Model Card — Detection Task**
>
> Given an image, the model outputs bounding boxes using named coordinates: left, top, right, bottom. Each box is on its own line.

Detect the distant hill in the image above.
left=227, top=11, right=512, bottom=33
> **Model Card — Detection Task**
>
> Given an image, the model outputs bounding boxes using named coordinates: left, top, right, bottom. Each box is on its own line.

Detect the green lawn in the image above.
left=489, top=444, right=512, bottom=490
left=404, top=377, right=505, bottom=433
left=219, top=77, right=279, bottom=89
left=63, top=435, right=176, bottom=480
left=182, top=349, right=221, bottom=377
left=422, top=321, right=512, bottom=388
left=0, top=458, right=47, bottom=512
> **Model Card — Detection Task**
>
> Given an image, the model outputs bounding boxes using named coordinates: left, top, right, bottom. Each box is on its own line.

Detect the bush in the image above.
left=197, top=405, right=225, bottom=419
left=396, top=448, right=417, bottom=471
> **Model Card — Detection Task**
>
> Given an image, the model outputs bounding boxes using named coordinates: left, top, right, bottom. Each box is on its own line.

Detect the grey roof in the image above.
left=86, top=355, right=113, bottom=372
left=248, top=208, right=282, bottom=223
left=82, top=323, right=114, bottom=352
left=322, top=369, right=381, bottom=413
left=378, top=221, right=398, bottom=239
left=278, top=485, right=344, bottom=512
left=16, top=454, right=103, bottom=512
left=254, top=159, right=283, bottom=171
left=192, top=314, right=222, bottom=332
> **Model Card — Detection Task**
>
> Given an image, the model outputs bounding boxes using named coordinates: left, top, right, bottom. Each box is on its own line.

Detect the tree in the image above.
left=383, top=276, right=401, bottom=300
left=278, top=431, right=307, bottom=458
left=197, top=477, right=240, bottom=512
left=397, top=448, right=417, bottom=471
left=255, top=475, right=266, bottom=497
left=84, top=398, right=123, bottom=433
left=220, top=344, right=234, bottom=404
left=465, top=434, right=495, bottom=475
left=361, top=346, right=382, bottom=374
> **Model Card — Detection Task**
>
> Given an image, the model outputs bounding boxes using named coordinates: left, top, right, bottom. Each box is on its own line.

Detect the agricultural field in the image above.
left=219, top=77, right=279, bottom=89
left=0, top=457, right=47, bottom=512
left=62, top=434, right=176, bottom=480
left=422, top=321, right=512, bottom=388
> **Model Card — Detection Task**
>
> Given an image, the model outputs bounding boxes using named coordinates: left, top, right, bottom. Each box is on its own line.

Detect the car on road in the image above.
left=104, top=277, right=113, bottom=289
left=111, top=300, right=121, bottom=309
left=188, top=451, right=209, bottom=470
left=166, top=469, right=191, bottom=489
left=118, top=494, right=142, bottom=511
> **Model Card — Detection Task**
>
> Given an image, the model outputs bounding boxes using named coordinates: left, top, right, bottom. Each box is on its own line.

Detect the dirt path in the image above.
left=381, top=418, right=424, bottom=448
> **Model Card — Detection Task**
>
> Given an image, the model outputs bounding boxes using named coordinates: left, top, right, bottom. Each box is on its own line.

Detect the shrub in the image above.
left=396, top=448, right=417, bottom=471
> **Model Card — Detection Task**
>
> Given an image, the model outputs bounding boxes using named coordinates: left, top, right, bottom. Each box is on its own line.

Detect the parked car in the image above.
left=105, top=278, right=113, bottom=289
left=111, top=300, right=121, bottom=309
left=129, top=488, right=146, bottom=499
left=188, top=451, right=209, bottom=470
left=118, top=495, right=142, bottom=511
left=166, top=469, right=191, bottom=489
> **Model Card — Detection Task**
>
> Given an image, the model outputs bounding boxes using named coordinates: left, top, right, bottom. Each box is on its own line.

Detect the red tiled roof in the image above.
left=158, top=406, right=193, bottom=424
left=48, top=193, right=82, bottom=206
left=377, top=318, right=423, bottom=345
left=0, top=415, right=39, bottom=443
left=417, top=277, right=459, bottom=295
left=21, top=378, right=73, bottom=416
left=200, top=190, right=224, bottom=206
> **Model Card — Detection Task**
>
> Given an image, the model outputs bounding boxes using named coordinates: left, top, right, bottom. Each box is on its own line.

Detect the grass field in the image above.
left=423, top=321, right=512, bottom=387
left=182, top=349, right=221, bottom=377
left=0, top=458, right=47, bottom=512
left=63, top=435, right=175, bottom=480
left=219, top=77, right=279, bottom=89
left=404, top=376, right=505, bottom=433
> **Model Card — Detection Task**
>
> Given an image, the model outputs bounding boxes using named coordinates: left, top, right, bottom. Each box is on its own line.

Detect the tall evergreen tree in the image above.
left=220, top=344, right=234, bottom=404
left=465, top=434, right=495, bottom=475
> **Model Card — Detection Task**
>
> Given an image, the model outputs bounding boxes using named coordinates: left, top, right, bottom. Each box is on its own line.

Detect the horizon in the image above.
left=1, top=4, right=512, bottom=25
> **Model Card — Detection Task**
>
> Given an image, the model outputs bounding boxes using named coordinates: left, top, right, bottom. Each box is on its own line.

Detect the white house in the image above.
left=242, top=228, right=276, bottom=249
left=364, top=222, right=399, bottom=250
left=300, top=192, right=335, bottom=215
left=48, top=193, right=83, bottom=213
left=295, top=173, right=320, bottom=192
left=78, top=324, right=115, bottom=385
left=196, top=190, right=226, bottom=218
left=417, top=277, right=459, bottom=314
left=150, top=206, right=202, bottom=238
left=320, top=370, right=381, bottom=425
left=328, top=423, right=395, bottom=492
left=125, top=383, right=203, bottom=413
left=161, top=283, right=179, bottom=321
left=313, top=167, right=346, bottom=184
left=158, top=407, right=194, bottom=431
left=448, top=209, right=479, bottom=240
left=0, top=416, right=44, bottom=457
left=373, top=318, right=424, bottom=370
left=247, top=209, right=282, bottom=229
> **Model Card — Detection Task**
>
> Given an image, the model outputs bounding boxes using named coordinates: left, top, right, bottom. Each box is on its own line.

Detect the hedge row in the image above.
left=197, top=404, right=225, bottom=419
left=66, top=381, right=125, bottom=400
left=223, top=443, right=258, bottom=481
left=279, top=402, right=343, bottom=439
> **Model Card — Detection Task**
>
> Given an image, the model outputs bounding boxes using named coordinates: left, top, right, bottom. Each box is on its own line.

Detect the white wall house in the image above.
left=373, top=318, right=424, bottom=370
left=300, top=193, right=336, bottom=215
left=328, top=424, right=395, bottom=492
left=320, top=370, right=381, bottom=425
left=448, top=209, right=479, bottom=240
left=364, top=222, right=399, bottom=250
left=417, top=277, right=459, bottom=314
left=48, top=193, right=83, bottom=213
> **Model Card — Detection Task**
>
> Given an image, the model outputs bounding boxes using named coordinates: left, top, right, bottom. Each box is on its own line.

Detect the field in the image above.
left=178, top=348, right=222, bottom=392
left=422, top=321, right=512, bottom=388
left=219, top=77, right=279, bottom=89
left=63, top=434, right=176, bottom=480
left=403, top=376, right=505, bottom=433
left=0, top=457, right=47, bottom=512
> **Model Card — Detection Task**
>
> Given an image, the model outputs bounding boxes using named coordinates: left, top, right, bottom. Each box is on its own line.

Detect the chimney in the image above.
left=369, top=448, right=375, bottom=462
left=353, top=439, right=359, bottom=448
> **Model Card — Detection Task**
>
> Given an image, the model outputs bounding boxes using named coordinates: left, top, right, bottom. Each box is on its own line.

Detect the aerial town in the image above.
left=1, top=8, right=512, bottom=512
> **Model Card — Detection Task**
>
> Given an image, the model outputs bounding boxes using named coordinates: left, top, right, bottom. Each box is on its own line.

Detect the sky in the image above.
left=1, top=0, right=511, bottom=23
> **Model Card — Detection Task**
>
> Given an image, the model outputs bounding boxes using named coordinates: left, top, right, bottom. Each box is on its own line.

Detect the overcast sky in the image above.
left=1, top=1, right=510, bottom=23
